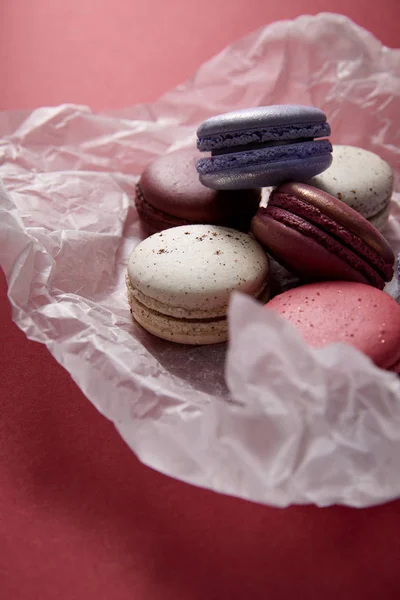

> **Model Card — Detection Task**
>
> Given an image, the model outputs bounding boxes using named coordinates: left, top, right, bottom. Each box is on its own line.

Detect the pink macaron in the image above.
left=266, top=281, right=400, bottom=372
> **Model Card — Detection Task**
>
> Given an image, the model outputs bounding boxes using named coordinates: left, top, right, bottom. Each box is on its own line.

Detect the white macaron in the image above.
left=307, top=145, right=393, bottom=230
left=126, top=224, right=269, bottom=344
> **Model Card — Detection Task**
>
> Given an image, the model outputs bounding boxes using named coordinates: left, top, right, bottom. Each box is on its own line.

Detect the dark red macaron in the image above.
left=266, top=281, right=400, bottom=372
left=135, top=150, right=261, bottom=234
left=251, top=182, right=394, bottom=289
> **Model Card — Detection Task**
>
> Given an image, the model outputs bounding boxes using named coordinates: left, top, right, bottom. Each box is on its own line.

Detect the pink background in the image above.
left=1, top=0, right=398, bottom=111
left=1, top=2, right=400, bottom=599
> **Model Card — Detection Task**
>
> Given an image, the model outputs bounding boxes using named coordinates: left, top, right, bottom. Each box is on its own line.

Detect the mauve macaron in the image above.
left=126, top=224, right=270, bottom=344
left=251, top=182, right=394, bottom=289
left=135, top=150, right=261, bottom=234
left=266, top=281, right=400, bottom=372
left=307, top=145, right=393, bottom=231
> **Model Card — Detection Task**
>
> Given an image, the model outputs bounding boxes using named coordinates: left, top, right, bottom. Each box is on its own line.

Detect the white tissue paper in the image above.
left=1, top=13, right=400, bottom=507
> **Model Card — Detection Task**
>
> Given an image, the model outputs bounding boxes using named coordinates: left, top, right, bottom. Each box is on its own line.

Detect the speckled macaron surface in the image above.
left=307, top=145, right=393, bottom=230
left=126, top=224, right=269, bottom=344
left=266, top=281, right=400, bottom=372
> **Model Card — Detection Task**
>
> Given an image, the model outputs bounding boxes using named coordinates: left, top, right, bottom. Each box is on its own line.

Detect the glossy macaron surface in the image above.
left=251, top=182, right=394, bottom=289
left=266, top=281, right=400, bottom=372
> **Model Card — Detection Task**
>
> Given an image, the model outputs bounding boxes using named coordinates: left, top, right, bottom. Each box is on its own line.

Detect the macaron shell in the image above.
left=199, top=154, right=333, bottom=190
left=127, top=273, right=271, bottom=345
left=135, top=183, right=258, bottom=235
left=264, top=206, right=385, bottom=288
left=268, top=182, right=394, bottom=277
left=266, top=281, right=400, bottom=372
left=197, top=105, right=328, bottom=139
left=135, top=184, right=192, bottom=234
left=127, top=225, right=269, bottom=317
left=307, top=145, right=393, bottom=227
left=126, top=276, right=228, bottom=344
left=251, top=212, right=370, bottom=285
left=137, top=150, right=260, bottom=224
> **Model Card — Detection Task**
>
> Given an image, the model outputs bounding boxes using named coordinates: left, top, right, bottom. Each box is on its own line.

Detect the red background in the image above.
left=1, top=2, right=400, bottom=598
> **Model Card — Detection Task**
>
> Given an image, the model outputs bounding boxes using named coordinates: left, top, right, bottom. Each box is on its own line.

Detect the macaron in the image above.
left=135, top=150, right=261, bottom=234
left=251, top=182, right=394, bottom=290
left=266, top=281, right=400, bottom=372
left=126, top=224, right=270, bottom=344
left=307, top=145, right=393, bottom=231
left=196, top=105, right=332, bottom=190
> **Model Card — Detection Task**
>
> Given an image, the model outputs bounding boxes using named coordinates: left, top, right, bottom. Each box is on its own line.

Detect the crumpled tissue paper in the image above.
left=1, top=13, right=400, bottom=507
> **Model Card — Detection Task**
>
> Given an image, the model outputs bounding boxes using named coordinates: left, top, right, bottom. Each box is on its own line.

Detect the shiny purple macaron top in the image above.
left=197, top=105, right=330, bottom=152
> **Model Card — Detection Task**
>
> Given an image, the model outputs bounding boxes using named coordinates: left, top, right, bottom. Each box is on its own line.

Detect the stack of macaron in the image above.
left=127, top=104, right=400, bottom=371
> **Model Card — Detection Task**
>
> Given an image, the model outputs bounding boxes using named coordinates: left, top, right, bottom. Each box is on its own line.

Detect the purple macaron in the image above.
left=196, top=105, right=332, bottom=190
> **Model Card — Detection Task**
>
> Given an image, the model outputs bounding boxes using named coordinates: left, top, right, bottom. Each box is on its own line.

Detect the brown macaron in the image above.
left=251, top=182, right=394, bottom=289
left=135, top=149, right=261, bottom=234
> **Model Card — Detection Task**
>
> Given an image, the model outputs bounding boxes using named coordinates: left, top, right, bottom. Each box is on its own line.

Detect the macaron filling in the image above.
left=198, top=122, right=331, bottom=152
left=130, top=293, right=226, bottom=324
left=126, top=272, right=270, bottom=344
left=210, top=137, right=318, bottom=156
left=128, top=276, right=269, bottom=321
